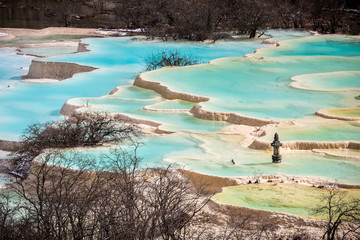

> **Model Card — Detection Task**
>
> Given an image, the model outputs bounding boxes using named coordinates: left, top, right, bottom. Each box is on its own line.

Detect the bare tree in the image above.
left=17, top=112, right=139, bottom=157
left=0, top=190, right=27, bottom=240
left=61, top=0, right=79, bottom=27
left=9, top=151, right=105, bottom=239
left=233, top=0, right=275, bottom=38
left=313, top=186, right=360, bottom=240
left=100, top=146, right=210, bottom=239
left=323, top=0, right=346, bottom=34
left=144, top=49, right=200, bottom=71
left=11, top=112, right=139, bottom=179
left=3, top=142, right=210, bottom=239
left=167, top=0, right=223, bottom=41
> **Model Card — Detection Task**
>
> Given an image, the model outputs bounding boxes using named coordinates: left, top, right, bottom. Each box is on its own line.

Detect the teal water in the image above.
left=0, top=49, right=32, bottom=89
left=1, top=31, right=360, bottom=185
left=20, top=46, right=78, bottom=57
left=57, top=133, right=203, bottom=170
left=169, top=134, right=360, bottom=184
left=0, top=34, right=90, bottom=48
left=39, top=37, right=267, bottom=67
left=262, top=29, right=313, bottom=42
left=110, top=85, right=160, bottom=99
left=61, top=33, right=360, bottom=184
left=292, top=71, right=360, bottom=91
left=315, top=149, right=360, bottom=158
left=168, top=149, right=360, bottom=184
left=261, top=121, right=360, bottom=142
left=258, top=35, right=360, bottom=57
left=146, top=100, right=196, bottom=110
left=144, top=55, right=359, bottom=119
left=71, top=87, right=228, bottom=133
left=0, top=37, right=265, bottom=140
left=263, top=29, right=312, bottom=37
left=55, top=133, right=360, bottom=184
left=3, top=34, right=358, bottom=140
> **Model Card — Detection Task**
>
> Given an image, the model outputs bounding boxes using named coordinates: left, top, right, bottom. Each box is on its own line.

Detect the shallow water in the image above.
left=20, top=46, right=78, bottom=57
left=292, top=71, right=360, bottom=91
left=146, top=99, right=196, bottom=110
left=261, top=120, right=360, bottom=142
left=212, top=183, right=360, bottom=220
left=41, top=37, right=267, bottom=67
left=167, top=134, right=360, bottom=184
left=0, top=34, right=91, bottom=48
left=323, top=108, right=360, bottom=118
left=258, top=35, right=360, bottom=57
left=263, top=29, right=313, bottom=42
left=180, top=150, right=360, bottom=184
left=314, top=149, right=360, bottom=158
left=58, top=133, right=203, bottom=169
left=72, top=87, right=229, bottom=133
left=0, top=37, right=265, bottom=140
left=0, top=49, right=32, bottom=89
left=1, top=31, right=360, bottom=185
left=56, top=133, right=360, bottom=184
left=144, top=54, right=360, bottom=120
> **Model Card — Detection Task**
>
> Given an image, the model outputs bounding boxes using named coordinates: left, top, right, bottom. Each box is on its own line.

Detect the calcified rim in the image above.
left=134, top=73, right=276, bottom=127
left=316, top=107, right=360, bottom=121
left=290, top=71, right=360, bottom=92
left=252, top=34, right=360, bottom=57
left=22, top=60, right=97, bottom=80
left=248, top=138, right=360, bottom=151
left=60, top=98, right=164, bottom=128
left=312, top=149, right=360, bottom=160
left=175, top=168, right=360, bottom=191
left=4, top=33, right=360, bottom=153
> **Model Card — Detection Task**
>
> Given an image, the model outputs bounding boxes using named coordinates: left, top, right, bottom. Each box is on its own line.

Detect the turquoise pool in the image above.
left=0, top=37, right=266, bottom=140
left=1, top=30, right=359, bottom=184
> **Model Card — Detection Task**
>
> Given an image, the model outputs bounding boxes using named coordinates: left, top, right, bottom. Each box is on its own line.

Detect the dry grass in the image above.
left=178, top=169, right=238, bottom=195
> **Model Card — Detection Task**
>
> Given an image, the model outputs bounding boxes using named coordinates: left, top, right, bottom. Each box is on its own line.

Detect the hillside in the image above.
left=0, top=0, right=359, bottom=39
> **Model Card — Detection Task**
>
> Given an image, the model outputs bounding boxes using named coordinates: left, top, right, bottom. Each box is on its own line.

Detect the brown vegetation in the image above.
left=2, top=115, right=360, bottom=239
left=1, top=0, right=359, bottom=37
left=313, top=186, right=360, bottom=240
left=11, top=112, right=139, bottom=179
left=2, top=148, right=209, bottom=240
left=144, top=49, right=200, bottom=71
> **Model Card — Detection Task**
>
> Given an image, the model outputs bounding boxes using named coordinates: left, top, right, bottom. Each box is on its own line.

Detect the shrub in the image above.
left=11, top=112, right=140, bottom=178
left=144, top=49, right=200, bottom=71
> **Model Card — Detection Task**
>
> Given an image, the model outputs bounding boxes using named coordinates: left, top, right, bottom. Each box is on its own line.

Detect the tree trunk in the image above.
left=249, top=29, right=257, bottom=38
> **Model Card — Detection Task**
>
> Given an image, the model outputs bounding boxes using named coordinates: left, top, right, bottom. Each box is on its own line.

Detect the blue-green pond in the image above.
left=1, top=30, right=359, bottom=185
